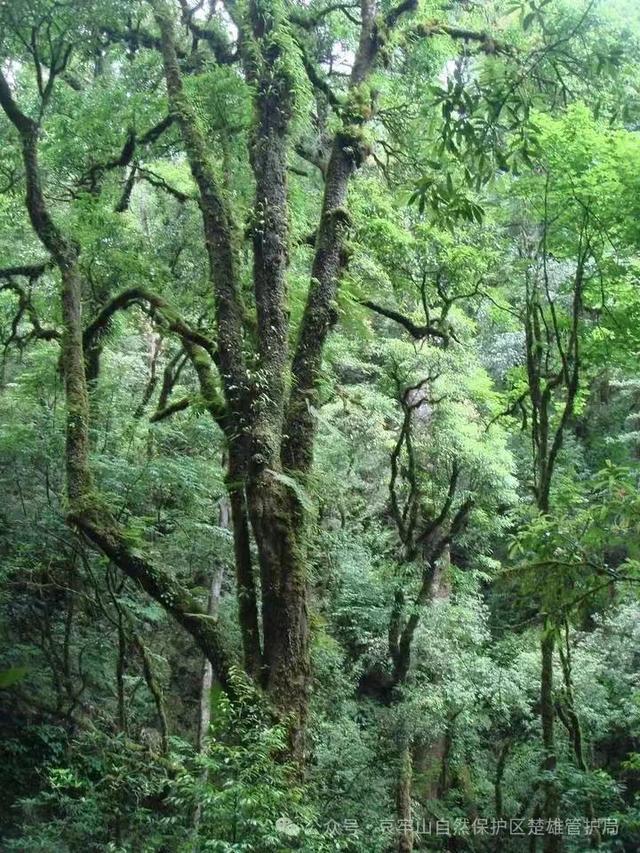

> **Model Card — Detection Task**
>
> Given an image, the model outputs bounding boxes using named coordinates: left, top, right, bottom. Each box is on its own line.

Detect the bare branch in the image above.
left=290, top=2, right=361, bottom=29
left=361, top=300, right=449, bottom=342
left=82, top=115, right=175, bottom=194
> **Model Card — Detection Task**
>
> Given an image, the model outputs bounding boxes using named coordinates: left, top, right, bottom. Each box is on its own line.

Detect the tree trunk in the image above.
left=227, top=448, right=262, bottom=680
left=540, top=623, right=561, bottom=853
left=247, top=476, right=309, bottom=757
left=558, top=625, right=600, bottom=847
left=397, top=742, right=414, bottom=853
left=193, top=565, right=225, bottom=835
left=494, top=740, right=510, bottom=852
left=197, top=566, right=224, bottom=749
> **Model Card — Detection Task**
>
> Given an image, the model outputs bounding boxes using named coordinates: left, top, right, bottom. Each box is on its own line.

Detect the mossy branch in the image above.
left=70, top=511, right=237, bottom=699
left=83, top=288, right=218, bottom=358
left=149, top=396, right=192, bottom=423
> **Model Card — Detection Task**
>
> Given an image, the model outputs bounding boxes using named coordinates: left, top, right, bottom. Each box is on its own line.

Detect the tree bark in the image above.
left=193, top=565, right=224, bottom=835
left=540, top=622, right=561, bottom=853
left=397, top=742, right=414, bottom=853
left=197, top=566, right=224, bottom=749
left=227, top=464, right=263, bottom=680
left=246, top=477, right=309, bottom=753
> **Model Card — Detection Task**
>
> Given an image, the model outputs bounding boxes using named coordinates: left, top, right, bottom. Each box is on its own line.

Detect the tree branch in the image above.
left=82, top=115, right=175, bottom=194
left=71, top=511, right=237, bottom=698
left=362, top=300, right=449, bottom=342
left=412, top=23, right=514, bottom=56
left=153, top=1, right=248, bottom=418
left=0, top=68, right=37, bottom=134
left=150, top=396, right=191, bottom=422
left=0, top=279, right=61, bottom=344
left=83, top=287, right=218, bottom=357
left=290, top=2, right=361, bottom=30
left=296, top=39, right=341, bottom=107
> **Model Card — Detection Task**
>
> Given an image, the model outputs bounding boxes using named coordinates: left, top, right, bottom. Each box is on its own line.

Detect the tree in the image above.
left=2, top=0, right=640, bottom=849
left=0, top=0, right=532, bottom=756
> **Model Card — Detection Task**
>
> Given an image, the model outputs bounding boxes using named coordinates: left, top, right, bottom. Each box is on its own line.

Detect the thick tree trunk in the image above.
left=167, top=0, right=418, bottom=758
left=243, top=0, right=309, bottom=734
left=247, top=476, right=309, bottom=756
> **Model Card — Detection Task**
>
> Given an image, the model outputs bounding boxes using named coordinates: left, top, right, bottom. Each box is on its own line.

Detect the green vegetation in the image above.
left=1, top=0, right=639, bottom=850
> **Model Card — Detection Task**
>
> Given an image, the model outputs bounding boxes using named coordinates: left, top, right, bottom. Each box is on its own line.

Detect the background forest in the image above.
left=1, top=0, right=640, bottom=850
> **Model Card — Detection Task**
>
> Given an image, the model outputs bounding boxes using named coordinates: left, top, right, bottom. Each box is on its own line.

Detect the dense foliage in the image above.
left=1, top=0, right=639, bottom=850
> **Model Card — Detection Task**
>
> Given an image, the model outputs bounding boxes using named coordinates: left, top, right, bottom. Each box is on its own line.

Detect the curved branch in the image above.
left=0, top=70, right=35, bottom=134
left=177, top=0, right=239, bottom=63
left=71, top=511, right=237, bottom=698
left=296, top=38, right=341, bottom=107
left=136, top=167, right=193, bottom=202
left=150, top=396, right=191, bottom=422
left=386, top=0, right=418, bottom=29
left=83, top=287, right=217, bottom=357
left=416, top=460, right=460, bottom=550
left=182, top=340, right=227, bottom=426
left=101, top=25, right=186, bottom=58
left=412, top=23, right=514, bottom=56
left=392, top=495, right=473, bottom=685
left=290, top=2, right=361, bottom=29
left=362, top=300, right=449, bottom=342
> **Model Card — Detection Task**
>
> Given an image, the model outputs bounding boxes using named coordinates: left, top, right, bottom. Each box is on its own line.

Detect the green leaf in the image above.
left=0, top=666, right=28, bottom=689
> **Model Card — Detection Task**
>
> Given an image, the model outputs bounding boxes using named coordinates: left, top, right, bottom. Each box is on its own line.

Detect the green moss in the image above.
left=323, top=206, right=353, bottom=229
left=336, top=124, right=373, bottom=166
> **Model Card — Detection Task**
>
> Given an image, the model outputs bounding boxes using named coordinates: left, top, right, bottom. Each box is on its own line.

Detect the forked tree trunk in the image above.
left=151, top=0, right=421, bottom=760
left=0, top=0, right=422, bottom=769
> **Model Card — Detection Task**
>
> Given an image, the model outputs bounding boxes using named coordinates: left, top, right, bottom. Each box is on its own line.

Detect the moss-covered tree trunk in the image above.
left=397, top=742, right=414, bottom=853
left=247, top=477, right=310, bottom=750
